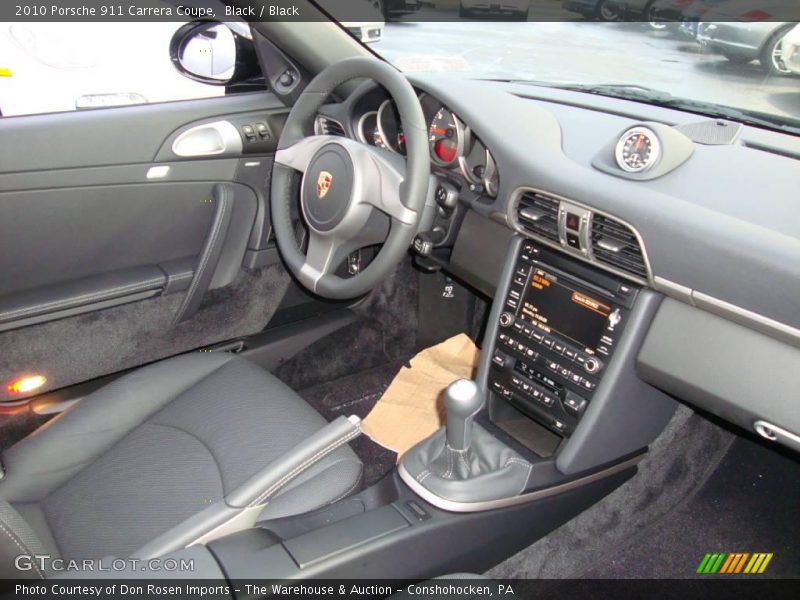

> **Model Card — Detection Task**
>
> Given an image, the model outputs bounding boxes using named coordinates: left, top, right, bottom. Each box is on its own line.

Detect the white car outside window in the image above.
left=781, top=23, right=800, bottom=75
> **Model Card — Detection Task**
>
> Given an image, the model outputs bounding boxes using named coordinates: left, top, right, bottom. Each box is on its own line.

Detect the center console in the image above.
left=489, top=240, right=638, bottom=439
left=202, top=232, right=679, bottom=585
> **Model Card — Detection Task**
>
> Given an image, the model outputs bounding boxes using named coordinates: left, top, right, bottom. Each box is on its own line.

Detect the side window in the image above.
left=0, top=18, right=262, bottom=118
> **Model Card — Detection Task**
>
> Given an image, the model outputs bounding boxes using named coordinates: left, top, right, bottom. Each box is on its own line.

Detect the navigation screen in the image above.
left=519, top=268, right=613, bottom=353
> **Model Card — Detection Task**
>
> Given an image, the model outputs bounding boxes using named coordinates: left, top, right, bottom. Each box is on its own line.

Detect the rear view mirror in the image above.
left=170, top=21, right=256, bottom=86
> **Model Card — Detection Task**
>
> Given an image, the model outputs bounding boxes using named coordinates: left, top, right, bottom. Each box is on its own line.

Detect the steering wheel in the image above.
left=270, top=57, right=430, bottom=299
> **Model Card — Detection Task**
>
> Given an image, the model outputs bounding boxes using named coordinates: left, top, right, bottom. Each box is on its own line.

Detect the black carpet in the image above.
left=580, top=434, right=800, bottom=579
left=298, top=361, right=406, bottom=488
left=488, top=406, right=737, bottom=579
left=0, top=407, right=51, bottom=453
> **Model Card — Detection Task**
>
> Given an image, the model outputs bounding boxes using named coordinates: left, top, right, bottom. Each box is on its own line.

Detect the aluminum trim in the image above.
left=692, top=289, right=800, bottom=347
left=397, top=453, right=642, bottom=513
left=507, top=186, right=654, bottom=287
left=653, top=276, right=800, bottom=347
left=355, top=110, right=378, bottom=144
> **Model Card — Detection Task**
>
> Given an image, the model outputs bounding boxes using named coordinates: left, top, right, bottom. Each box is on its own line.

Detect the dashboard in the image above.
left=313, top=73, right=800, bottom=456
left=316, top=88, right=500, bottom=199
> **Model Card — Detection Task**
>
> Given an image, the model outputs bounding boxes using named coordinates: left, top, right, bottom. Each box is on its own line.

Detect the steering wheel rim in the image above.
left=270, top=57, right=430, bottom=299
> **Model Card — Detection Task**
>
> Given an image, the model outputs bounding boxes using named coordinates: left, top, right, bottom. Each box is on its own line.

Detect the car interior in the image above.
left=1, top=0, right=799, bottom=588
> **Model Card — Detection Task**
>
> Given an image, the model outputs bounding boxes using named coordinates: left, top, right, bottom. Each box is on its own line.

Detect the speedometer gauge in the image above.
left=429, top=107, right=464, bottom=166
left=615, top=126, right=660, bottom=173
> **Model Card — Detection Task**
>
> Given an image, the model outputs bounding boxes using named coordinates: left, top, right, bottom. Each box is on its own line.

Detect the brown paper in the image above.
left=361, top=333, right=480, bottom=458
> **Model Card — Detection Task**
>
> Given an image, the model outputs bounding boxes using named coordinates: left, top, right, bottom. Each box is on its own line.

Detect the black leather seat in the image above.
left=0, top=353, right=363, bottom=578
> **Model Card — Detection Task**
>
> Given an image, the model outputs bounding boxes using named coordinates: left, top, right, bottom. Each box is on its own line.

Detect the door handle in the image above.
left=171, top=120, right=243, bottom=157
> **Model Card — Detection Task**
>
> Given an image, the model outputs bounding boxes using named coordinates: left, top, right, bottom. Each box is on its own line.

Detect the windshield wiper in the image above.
left=502, top=80, right=800, bottom=136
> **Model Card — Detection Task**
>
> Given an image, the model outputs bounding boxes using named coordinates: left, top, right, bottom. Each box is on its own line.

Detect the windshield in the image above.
left=326, top=3, right=800, bottom=132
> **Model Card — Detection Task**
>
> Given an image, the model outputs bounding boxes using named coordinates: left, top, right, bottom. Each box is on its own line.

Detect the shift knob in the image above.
left=445, top=379, right=483, bottom=451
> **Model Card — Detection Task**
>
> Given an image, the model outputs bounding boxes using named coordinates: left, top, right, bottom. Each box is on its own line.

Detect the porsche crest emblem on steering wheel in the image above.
left=316, top=171, right=333, bottom=199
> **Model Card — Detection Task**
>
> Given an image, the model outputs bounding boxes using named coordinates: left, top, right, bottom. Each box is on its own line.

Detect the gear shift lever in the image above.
left=400, top=378, right=531, bottom=505
left=445, top=379, right=483, bottom=451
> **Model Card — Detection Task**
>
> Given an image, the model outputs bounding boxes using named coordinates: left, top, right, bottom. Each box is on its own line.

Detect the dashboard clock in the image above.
left=615, top=126, right=661, bottom=173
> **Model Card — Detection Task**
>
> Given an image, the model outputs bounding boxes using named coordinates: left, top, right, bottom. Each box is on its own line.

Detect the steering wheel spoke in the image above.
left=274, top=135, right=341, bottom=173
left=298, top=233, right=347, bottom=291
left=354, top=145, right=419, bottom=226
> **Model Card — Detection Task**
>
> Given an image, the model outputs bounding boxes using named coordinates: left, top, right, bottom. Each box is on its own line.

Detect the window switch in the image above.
left=242, top=124, right=256, bottom=141
left=255, top=122, right=270, bottom=139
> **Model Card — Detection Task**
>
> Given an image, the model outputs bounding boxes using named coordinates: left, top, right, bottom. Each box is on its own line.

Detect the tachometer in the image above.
left=615, top=126, right=660, bottom=173
left=429, top=107, right=464, bottom=166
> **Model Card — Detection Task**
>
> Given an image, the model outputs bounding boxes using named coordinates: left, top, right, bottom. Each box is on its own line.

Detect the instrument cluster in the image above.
left=355, top=93, right=499, bottom=197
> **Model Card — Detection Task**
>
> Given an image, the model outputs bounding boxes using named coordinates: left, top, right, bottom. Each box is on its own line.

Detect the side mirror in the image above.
left=170, top=21, right=258, bottom=86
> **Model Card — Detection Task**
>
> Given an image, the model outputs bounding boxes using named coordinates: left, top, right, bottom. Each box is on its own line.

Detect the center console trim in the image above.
left=397, top=453, right=642, bottom=513
left=507, top=186, right=654, bottom=287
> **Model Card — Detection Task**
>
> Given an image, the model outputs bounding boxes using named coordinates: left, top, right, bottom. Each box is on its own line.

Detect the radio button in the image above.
left=584, top=357, right=602, bottom=374
left=553, top=342, right=566, bottom=355
left=543, top=337, right=555, bottom=349
left=513, top=321, right=524, bottom=332
left=563, top=347, right=577, bottom=361
left=564, top=392, right=587, bottom=416
left=531, top=330, right=544, bottom=343
left=553, top=419, right=567, bottom=432
left=525, top=348, right=537, bottom=359
left=492, top=351, right=511, bottom=369
left=581, top=378, right=597, bottom=391
left=541, top=394, right=556, bottom=407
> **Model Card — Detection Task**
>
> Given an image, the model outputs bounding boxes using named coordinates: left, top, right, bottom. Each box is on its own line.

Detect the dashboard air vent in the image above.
left=590, top=214, right=648, bottom=280
left=515, top=190, right=560, bottom=242
left=314, top=116, right=345, bottom=137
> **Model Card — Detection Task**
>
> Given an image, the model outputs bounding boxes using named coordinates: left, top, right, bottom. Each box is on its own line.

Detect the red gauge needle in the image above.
left=635, top=137, right=643, bottom=152
left=430, top=128, right=447, bottom=135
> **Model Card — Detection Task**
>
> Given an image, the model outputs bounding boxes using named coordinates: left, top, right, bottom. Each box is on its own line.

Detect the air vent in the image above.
left=314, top=116, right=345, bottom=137
left=590, top=214, right=648, bottom=280
left=515, top=190, right=560, bottom=242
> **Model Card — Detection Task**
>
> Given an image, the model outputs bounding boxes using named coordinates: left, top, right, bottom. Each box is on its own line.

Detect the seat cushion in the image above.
left=0, top=353, right=362, bottom=565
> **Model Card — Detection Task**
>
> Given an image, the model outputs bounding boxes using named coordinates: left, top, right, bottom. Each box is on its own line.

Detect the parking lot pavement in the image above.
left=376, top=15, right=800, bottom=120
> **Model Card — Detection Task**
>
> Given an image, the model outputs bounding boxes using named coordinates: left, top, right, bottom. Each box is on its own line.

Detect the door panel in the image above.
left=0, top=92, right=291, bottom=402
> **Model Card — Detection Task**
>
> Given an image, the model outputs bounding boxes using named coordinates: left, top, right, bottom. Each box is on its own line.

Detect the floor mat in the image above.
left=298, top=361, right=407, bottom=487
left=580, top=434, right=800, bottom=579
left=361, top=333, right=480, bottom=457
left=488, top=405, right=736, bottom=579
